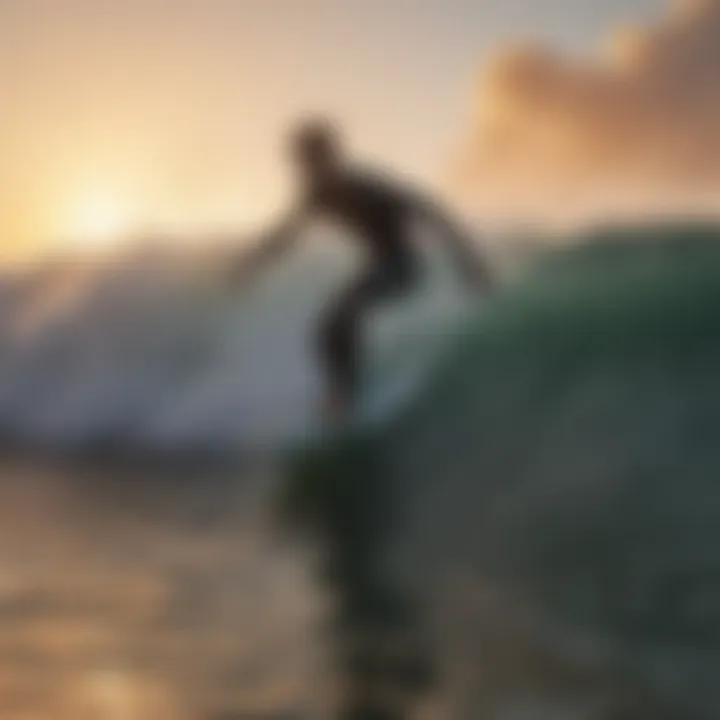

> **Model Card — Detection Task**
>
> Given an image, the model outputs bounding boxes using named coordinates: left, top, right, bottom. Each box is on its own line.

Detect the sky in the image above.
left=0, top=0, right=674, bottom=256
left=458, top=0, right=720, bottom=222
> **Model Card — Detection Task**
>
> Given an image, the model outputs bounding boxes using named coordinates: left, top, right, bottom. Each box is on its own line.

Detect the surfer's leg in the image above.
left=317, top=279, right=367, bottom=416
left=317, top=264, right=415, bottom=419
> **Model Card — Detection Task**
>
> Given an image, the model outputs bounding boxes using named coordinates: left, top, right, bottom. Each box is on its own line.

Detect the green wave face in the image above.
left=283, top=224, right=720, bottom=719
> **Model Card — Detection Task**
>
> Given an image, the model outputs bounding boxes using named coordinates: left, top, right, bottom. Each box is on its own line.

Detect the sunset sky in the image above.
left=0, top=0, right=696, bottom=257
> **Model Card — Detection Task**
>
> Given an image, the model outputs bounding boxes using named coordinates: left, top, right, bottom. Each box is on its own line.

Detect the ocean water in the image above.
left=0, top=237, right=466, bottom=451
left=285, top=225, right=720, bottom=720
left=0, top=225, right=719, bottom=719
left=0, top=454, right=325, bottom=719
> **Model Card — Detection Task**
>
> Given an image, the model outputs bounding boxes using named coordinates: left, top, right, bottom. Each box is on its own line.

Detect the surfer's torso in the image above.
left=303, top=170, right=416, bottom=269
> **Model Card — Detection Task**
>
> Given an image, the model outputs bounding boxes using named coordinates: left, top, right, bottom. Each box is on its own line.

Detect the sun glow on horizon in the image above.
left=68, top=194, right=135, bottom=250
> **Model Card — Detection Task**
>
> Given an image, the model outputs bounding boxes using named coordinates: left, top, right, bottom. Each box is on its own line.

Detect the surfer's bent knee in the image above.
left=316, top=258, right=419, bottom=354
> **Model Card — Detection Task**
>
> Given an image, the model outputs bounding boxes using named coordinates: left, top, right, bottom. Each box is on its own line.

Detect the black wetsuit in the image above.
left=303, top=171, right=421, bottom=402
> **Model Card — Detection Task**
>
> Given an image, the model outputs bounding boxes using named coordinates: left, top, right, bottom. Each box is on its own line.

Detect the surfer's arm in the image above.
left=410, top=194, right=493, bottom=292
left=229, top=207, right=308, bottom=286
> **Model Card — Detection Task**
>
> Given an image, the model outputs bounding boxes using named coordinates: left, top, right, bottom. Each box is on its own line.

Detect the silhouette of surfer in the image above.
left=233, top=118, right=492, bottom=424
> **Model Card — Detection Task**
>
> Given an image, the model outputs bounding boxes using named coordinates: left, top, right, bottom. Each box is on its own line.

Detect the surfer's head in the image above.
left=288, top=117, right=344, bottom=181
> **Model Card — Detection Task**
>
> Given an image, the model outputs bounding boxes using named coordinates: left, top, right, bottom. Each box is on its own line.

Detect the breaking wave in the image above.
left=284, top=224, right=720, bottom=719
left=0, top=237, right=467, bottom=452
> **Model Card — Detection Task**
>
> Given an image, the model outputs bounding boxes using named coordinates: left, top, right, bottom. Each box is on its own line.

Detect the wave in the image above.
left=0, top=238, right=468, bottom=452
left=283, top=224, right=720, bottom=719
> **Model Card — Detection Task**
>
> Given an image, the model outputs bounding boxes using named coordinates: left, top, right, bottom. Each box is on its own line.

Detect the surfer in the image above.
left=232, top=118, right=492, bottom=423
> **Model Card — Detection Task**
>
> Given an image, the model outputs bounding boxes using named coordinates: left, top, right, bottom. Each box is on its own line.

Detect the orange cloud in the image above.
left=457, top=0, right=720, bottom=220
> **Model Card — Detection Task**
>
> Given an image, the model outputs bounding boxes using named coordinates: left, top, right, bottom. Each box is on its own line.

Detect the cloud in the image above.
left=456, top=0, right=720, bottom=220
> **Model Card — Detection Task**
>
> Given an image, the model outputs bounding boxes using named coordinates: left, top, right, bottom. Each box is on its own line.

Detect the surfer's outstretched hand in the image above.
left=227, top=215, right=303, bottom=291
left=225, top=236, right=281, bottom=290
